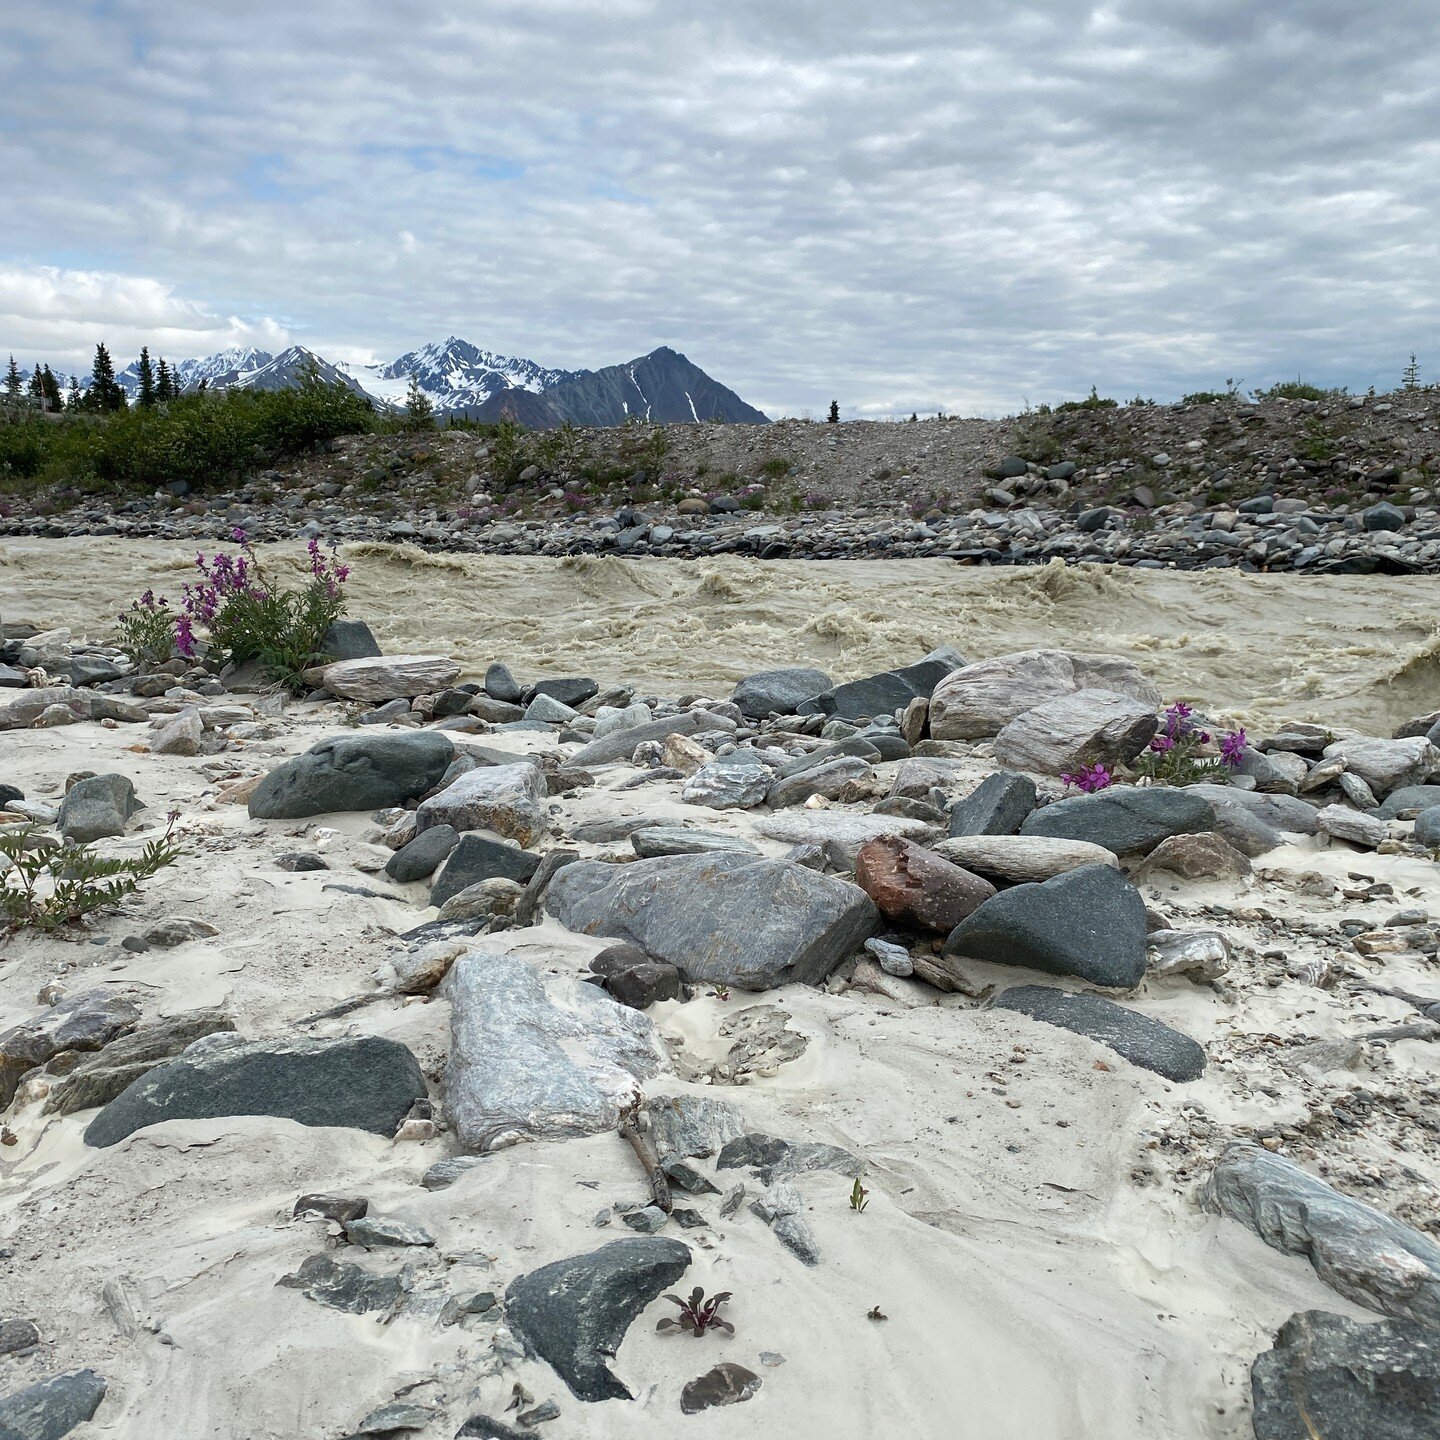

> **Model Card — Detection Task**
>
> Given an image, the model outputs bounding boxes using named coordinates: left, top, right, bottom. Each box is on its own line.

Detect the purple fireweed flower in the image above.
left=1220, top=729, right=1247, bottom=767
left=175, top=615, right=197, bottom=658
left=231, top=526, right=248, bottom=543
left=1060, top=763, right=1113, bottom=794
left=1149, top=734, right=1175, bottom=753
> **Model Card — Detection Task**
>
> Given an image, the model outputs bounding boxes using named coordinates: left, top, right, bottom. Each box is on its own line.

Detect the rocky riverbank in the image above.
left=6, top=388, right=1440, bottom=573
left=2, top=611, right=1438, bottom=1437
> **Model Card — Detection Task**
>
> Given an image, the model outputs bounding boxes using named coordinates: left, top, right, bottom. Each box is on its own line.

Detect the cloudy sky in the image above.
left=4, top=1, right=1439, bottom=416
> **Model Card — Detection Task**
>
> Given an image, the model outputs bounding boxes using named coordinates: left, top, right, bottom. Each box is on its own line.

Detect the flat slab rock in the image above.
left=1, top=990, right=141, bottom=1107
left=1251, top=1308, right=1440, bottom=1440
left=929, top=649, right=1162, bottom=740
left=944, top=862, right=1149, bottom=990
left=1202, top=1144, right=1440, bottom=1327
left=546, top=853, right=877, bottom=990
left=854, top=834, right=995, bottom=932
left=83, top=1034, right=428, bottom=1147
left=0, top=1369, right=107, bottom=1439
left=303, top=655, right=460, bottom=701
left=1020, top=784, right=1216, bottom=857
left=506, top=1237, right=692, bottom=1402
left=445, top=951, right=667, bottom=1152
left=994, top=985, right=1206, bottom=1082
left=993, top=688, right=1158, bottom=776
left=751, top=811, right=935, bottom=865
left=931, top=834, right=1118, bottom=883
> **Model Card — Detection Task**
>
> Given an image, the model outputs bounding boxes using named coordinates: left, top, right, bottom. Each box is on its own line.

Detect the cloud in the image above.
left=2, top=0, right=1439, bottom=411
left=0, top=265, right=289, bottom=376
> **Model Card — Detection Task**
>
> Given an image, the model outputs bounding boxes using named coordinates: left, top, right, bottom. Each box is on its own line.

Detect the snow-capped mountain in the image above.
left=343, top=336, right=576, bottom=412
left=32, top=338, right=769, bottom=426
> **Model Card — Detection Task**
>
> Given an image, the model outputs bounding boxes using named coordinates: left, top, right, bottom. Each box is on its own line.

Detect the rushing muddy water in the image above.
left=2, top=537, right=1435, bottom=733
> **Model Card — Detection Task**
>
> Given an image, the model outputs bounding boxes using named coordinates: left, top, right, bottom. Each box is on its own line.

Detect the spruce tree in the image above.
left=89, top=342, right=125, bottom=411
left=28, top=367, right=44, bottom=405
left=66, top=376, right=82, bottom=410
left=3, top=355, right=20, bottom=399
left=155, top=357, right=172, bottom=401
left=404, top=374, right=434, bottom=429
left=40, top=366, right=62, bottom=412
left=137, top=346, right=156, bottom=406
left=827, top=399, right=839, bottom=424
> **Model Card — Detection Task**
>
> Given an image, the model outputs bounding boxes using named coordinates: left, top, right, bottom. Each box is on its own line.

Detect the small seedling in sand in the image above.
left=867, top=1306, right=888, bottom=1322
left=709, top=983, right=730, bottom=1001
left=657, top=1287, right=734, bottom=1339
left=849, top=1178, right=869, bottom=1213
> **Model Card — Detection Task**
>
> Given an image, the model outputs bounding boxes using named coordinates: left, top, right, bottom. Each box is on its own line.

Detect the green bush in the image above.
left=1254, top=378, right=1336, bottom=402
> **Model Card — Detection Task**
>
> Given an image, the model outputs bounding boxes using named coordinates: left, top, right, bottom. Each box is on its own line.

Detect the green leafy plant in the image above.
left=657, top=1287, right=733, bottom=1338
left=114, top=590, right=178, bottom=666
left=849, top=1178, right=869, bottom=1212
left=1, top=817, right=182, bottom=933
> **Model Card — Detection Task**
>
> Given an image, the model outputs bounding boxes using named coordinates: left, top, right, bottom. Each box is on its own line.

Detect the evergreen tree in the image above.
left=40, top=365, right=62, bottom=412
left=1403, top=353, right=1421, bottom=390
left=155, top=357, right=173, bottom=401
left=3, top=355, right=20, bottom=399
left=137, top=346, right=156, bottom=407
left=28, top=367, right=44, bottom=405
left=88, top=342, right=125, bottom=411
left=404, top=373, right=434, bottom=429
left=66, top=375, right=82, bottom=410
left=827, top=399, right=839, bottom=424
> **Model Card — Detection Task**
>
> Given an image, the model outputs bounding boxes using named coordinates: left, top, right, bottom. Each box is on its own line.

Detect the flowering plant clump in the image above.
left=1060, top=763, right=1113, bottom=793
left=1134, top=702, right=1247, bottom=786
left=117, top=530, right=351, bottom=690
left=115, top=589, right=178, bottom=666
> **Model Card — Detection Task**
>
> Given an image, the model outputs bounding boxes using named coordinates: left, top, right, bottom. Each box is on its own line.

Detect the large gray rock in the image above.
left=248, top=732, right=453, bottom=819
left=1322, top=737, right=1439, bottom=799
left=83, top=1035, right=428, bottom=1147
left=681, top=757, right=772, bottom=810
left=1251, top=1309, right=1440, bottom=1440
left=506, top=1238, right=691, bottom=1402
left=1202, top=1145, right=1440, bottom=1326
left=546, top=853, right=877, bottom=990
left=797, top=658, right=958, bottom=721
left=994, top=986, right=1206, bottom=1081
left=446, top=952, right=667, bottom=1152
left=993, top=690, right=1157, bottom=776
left=1, top=990, right=140, bottom=1107
left=751, top=812, right=935, bottom=867
left=56, top=773, right=142, bottom=844
left=629, top=827, right=760, bottom=859
left=943, top=862, right=1147, bottom=989
left=0, top=1369, right=107, bottom=1438
left=0, top=686, right=93, bottom=729
left=948, top=772, right=1037, bottom=836
left=149, top=707, right=203, bottom=757
left=428, top=834, right=540, bottom=906
left=385, top=823, right=459, bottom=883
left=320, top=619, right=382, bottom=661
left=767, top=756, right=869, bottom=808
left=415, top=761, right=546, bottom=845
left=929, top=650, right=1162, bottom=740
left=1378, top=784, right=1440, bottom=820
left=731, top=667, right=833, bottom=719
left=303, top=655, right=460, bottom=701
left=1020, top=785, right=1215, bottom=856
left=568, top=709, right=737, bottom=768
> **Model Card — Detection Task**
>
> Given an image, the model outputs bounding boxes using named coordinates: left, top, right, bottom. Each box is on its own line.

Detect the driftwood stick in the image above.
left=514, top=849, right=579, bottom=927
left=619, top=1099, right=672, bottom=1213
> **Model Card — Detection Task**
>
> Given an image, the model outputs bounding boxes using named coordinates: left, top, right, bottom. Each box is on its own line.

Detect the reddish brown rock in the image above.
left=854, top=835, right=996, bottom=933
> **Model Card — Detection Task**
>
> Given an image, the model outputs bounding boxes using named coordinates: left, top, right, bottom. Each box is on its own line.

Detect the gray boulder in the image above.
left=414, top=761, right=545, bottom=845
left=1202, top=1145, right=1440, bottom=1326
left=319, top=618, right=382, bottom=661
left=1322, top=737, right=1439, bottom=798
left=629, top=827, right=760, bottom=858
left=929, top=650, right=1162, bottom=740
left=948, top=772, right=1037, bottom=837
left=56, top=773, right=142, bottom=844
left=1415, top=806, right=1440, bottom=847
left=1251, top=1309, right=1439, bottom=1440
left=385, top=823, right=459, bottom=883
left=994, top=986, right=1206, bottom=1081
left=993, top=690, right=1158, bottom=776
left=766, top=756, right=869, bottom=807
left=546, top=853, right=877, bottom=990
left=1020, top=785, right=1215, bottom=856
left=428, top=834, right=540, bottom=907
left=681, top=757, right=772, bottom=810
left=797, top=657, right=958, bottom=721
left=484, top=662, right=523, bottom=703
left=506, top=1237, right=691, bottom=1402
left=84, top=1035, right=428, bottom=1147
left=731, top=667, right=833, bottom=718
left=0, top=1370, right=106, bottom=1439
left=1377, top=784, right=1440, bottom=820
left=943, top=862, right=1148, bottom=989
left=248, top=732, right=453, bottom=819
left=303, top=655, right=460, bottom=701
left=446, top=952, right=666, bottom=1152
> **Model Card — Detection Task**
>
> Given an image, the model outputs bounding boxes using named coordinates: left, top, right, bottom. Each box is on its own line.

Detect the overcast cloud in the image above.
left=3, top=0, right=1439, bottom=415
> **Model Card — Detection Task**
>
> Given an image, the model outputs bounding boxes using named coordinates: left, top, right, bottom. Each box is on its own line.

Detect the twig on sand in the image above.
left=619, top=1095, right=672, bottom=1213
